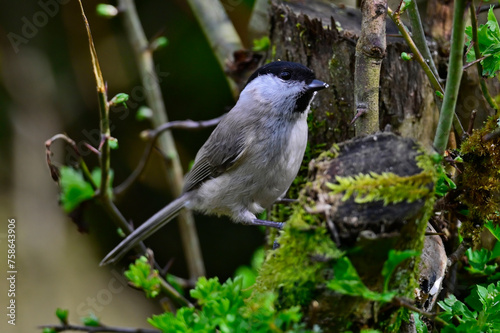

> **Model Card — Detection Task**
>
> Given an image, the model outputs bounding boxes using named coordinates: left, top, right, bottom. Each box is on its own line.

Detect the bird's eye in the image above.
left=280, top=71, right=291, bottom=80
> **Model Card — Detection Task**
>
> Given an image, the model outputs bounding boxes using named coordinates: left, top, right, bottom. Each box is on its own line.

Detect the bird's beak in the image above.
left=306, top=79, right=329, bottom=92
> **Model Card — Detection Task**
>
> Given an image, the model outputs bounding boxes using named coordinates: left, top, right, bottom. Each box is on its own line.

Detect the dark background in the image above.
left=0, top=0, right=277, bottom=331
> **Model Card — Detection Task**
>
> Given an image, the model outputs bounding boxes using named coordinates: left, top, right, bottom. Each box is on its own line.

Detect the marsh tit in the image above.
left=100, top=61, right=329, bottom=265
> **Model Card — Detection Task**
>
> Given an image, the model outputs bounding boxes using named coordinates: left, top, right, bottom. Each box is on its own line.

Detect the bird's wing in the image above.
left=182, top=115, right=248, bottom=193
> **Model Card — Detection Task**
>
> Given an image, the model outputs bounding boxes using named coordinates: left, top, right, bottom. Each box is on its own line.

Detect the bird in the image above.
left=100, top=61, right=329, bottom=265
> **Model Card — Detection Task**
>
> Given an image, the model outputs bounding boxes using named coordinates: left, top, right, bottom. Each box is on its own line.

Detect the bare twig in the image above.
left=77, top=0, right=111, bottom=198
left=387, top=7, right=444, bottom=95
left=463, top=54, right=490, bottom=70
left=393, top=296, right=448, bottom=326
left=45, top=134, right=97, bottom=190
left=99, top=197, right=193, bottom=307
left=482, top=127, right=500, bottom=141
left=38, top=324, right=160, bottom=333
left=114, top=115, right=225, bottom=197
left=466, top=109, right=477, bottom=136
left=144, top=115, right=226, bottom=139
left=118, top=0, right=205, bottom=279
left=470, top=4, right=499, bottom=111
left=447, top=240, right=471, bottom=269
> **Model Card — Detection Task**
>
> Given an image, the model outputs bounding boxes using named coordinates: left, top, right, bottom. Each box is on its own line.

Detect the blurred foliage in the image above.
left=148, top=276, right=317, bottom=333
left=438, top=282, right=500, bottom=332
left=124, top=256, right=162, bottom=298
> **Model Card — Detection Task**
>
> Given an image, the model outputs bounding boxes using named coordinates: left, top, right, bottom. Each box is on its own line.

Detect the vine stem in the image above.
left=470, top=3, right=499, bottom=111
left=387, top=7, right=444, bottom=95
left=433, top=0, right=467, bottom=153
left=406, top=0, right=440, bottom=81
left=114, top=115, right=225, bottom=197
left=118, top=0, right=205, bottom=280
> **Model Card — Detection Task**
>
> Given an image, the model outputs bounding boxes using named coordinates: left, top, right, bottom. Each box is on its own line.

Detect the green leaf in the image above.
left=465, top=7, right=500, bottom=77
left=328, top=257, right=396, bottom=303
left=108, top=137, right=118, bottom=150
left=435, top=90, right=444, bottom=98
left=136, top=106, right=153, bottom=121
left=381, top=250, right=420, bottom=291
left=42, top=328, right=57, bottom=333
left=59, top=166, right=95, bottom=213
left=55, top=308, right=68, bottom=325
left=400, top=0, right=412, bottom=12
left=491, top=241, right=500, bottom=260
left=401, top=52, right=412, bottom=61
left=150, top=36, right=169, bottom=51
left=109, top=93, right=129, bottom=107
left=439, top=282, right=500, bottom=331
left=465, top=248, right=498, bottom=275
left=414, top=312, right=428, bottom=333
left=252, top=36, right=270, bottom=52
left=90, top=168, right=114, bottom=198
left=81, top=313, right=100, bottom=327
left=96, top=4, right=118, bottom=18
left=124, top=256, right=161, bottom=298
left=485, top=220, right=500, bottom=241
left=149, top=275, right=311, bottom=332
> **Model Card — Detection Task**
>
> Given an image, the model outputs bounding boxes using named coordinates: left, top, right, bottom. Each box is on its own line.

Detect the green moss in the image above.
left=255, top=207, right=343, bottom=308
left=459, top=115, right=500, bottom=241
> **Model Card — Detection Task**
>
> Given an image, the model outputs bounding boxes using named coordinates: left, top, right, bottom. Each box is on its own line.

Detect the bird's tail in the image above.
left=100, top=193, right=191, bottom=266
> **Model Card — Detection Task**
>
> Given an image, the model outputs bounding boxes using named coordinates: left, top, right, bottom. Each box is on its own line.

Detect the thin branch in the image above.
left=114, top=115, right=225, bottom=197
left=145, top=115, right=226, bottom=138
left=99, top=197, right=193, bottom=308
left=77, top=0, right=111, bottom=198
left=45, top=134, right=98, bottom=190
left=387, top=8, right=444, bottom=95
left=433, top=0, right=467, bottom=154
left=118, top=0, right=205, bottom=280
left=38, top=324, right=160, bottom=333
left=185, top=0, right=243, bottom=98
left=466, top=109, right=477, bottom=135
left=470, top=4, right=499, bottom=111
left=393, top=297, right=449, bottom=327
left=447, top=240, right=471, bottom=269
left=463, top=54, right=490, bottom=70
left=406, top=0, right=440, bottom=80
left=482, top=127, right=500, bottom=141
left=353, top=0, right=387, bottom=134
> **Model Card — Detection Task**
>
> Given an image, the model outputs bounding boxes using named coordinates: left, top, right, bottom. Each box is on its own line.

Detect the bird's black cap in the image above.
left=246, top=61, right=316, bottom=86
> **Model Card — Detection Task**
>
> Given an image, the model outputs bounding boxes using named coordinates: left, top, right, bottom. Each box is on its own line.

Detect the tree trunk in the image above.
left=253, top=1, right=452, bottom=331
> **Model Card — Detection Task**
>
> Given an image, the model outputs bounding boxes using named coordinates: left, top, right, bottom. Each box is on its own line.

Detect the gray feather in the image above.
left=99, top=193, right=191, bottom=266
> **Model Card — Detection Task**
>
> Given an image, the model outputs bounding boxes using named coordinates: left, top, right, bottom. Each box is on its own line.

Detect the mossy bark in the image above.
left=256, top=133, right=436, bottom=332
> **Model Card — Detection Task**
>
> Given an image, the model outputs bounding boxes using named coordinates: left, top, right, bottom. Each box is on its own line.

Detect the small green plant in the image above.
left=55, top=308, right=68, bottom=325
left=252, top=36, right=270, bottom=52
left=438, top=282, right=500, bottom=332
left=124, top=256, right=161, bottom=298
left=465, top=220, right=500, bottom=280
left=328, top=250, right=419, bottom=303
left=148, top=276, right=317, bottom=333
left=59, top=166, right=114, bottom=213
left=465, top=7, right=500, bottom=77
left=234, top=247, right=265, bottom=289
left=81, top=312, right=101, bottom=327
